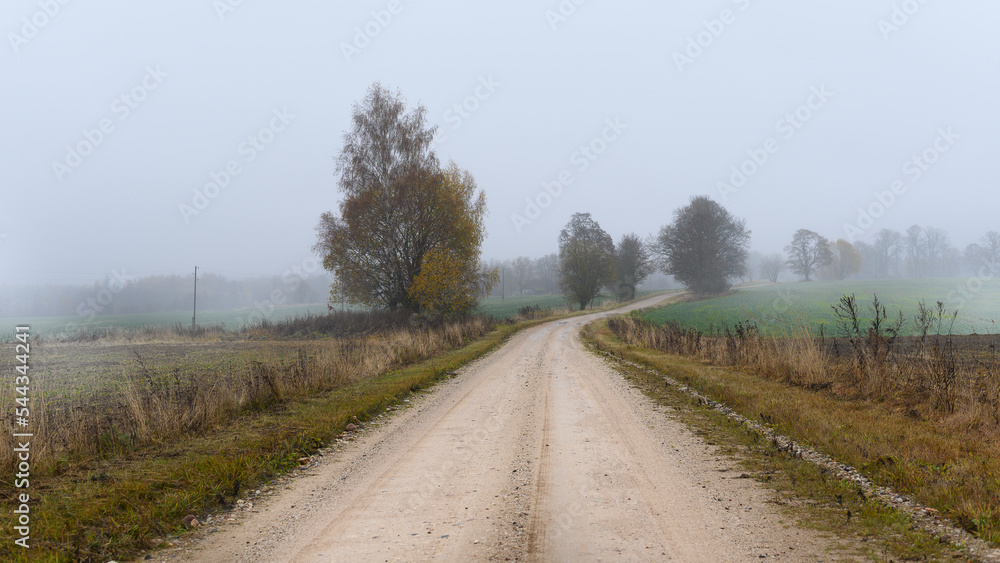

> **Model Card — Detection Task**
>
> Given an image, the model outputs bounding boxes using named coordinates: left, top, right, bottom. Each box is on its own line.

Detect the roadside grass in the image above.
left=643, top=279, right=1000, bottom=337
left=0, top=316, right=496, bottom=472
left=0, top=297, right=650, bottom=561
left=584, top=318, right=998, bottom=560
left=583, top=321, right=971, bottom=561
left=0, top=317, right=531, bottom=561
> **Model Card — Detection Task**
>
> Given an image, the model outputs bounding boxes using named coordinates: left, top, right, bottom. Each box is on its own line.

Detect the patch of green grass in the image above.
left=0, top=304, right=333, bottom=339
left=477, top=290, right=669, bottom=320
left=4, top=289, right=668, bottom=339
left=643, top=279, right=1000, bottom=336
left=477, top=293, right=582, bottom=319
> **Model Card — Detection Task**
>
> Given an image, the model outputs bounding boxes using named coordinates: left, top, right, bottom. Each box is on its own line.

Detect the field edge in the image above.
left=581, top=317, right=999, bottom=563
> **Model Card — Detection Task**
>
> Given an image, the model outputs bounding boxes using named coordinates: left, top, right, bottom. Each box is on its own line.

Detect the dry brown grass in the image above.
left=609, top=313, right=1000, bottom=420
left=0, top=308, right=551, bottom=561
left=604, top=313, right=1000, bottom=545
left=0, top=315, right=494, bottom=472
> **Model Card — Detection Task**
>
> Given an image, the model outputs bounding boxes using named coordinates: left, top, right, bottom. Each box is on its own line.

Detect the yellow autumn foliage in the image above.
left=409, top=248, right=498, bottom=318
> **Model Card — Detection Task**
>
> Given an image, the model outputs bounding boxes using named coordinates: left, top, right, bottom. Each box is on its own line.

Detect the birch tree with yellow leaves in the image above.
left=314, top=84, right=496, bottom=314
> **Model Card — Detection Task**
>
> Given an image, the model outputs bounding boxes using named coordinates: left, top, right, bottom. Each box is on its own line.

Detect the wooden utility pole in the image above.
left=192, top=266, right=198, bottom=328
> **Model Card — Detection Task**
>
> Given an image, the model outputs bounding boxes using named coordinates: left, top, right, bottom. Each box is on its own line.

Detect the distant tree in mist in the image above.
left=904, top=225, right=956, bottom=278
left=870, top=228, right=903, bottom=279
left=653, top=196, right=750, bottom=296
left=785, top=229, right=832, bottom=282
left=828, top=239, right=864, bottom=280
left=759, top=253, right=785, bottom=283
left=534, top=254, right=560, bottom=294
left=981, top=231, right=1000, bottom=266
left=963, top=232, right=1000, bottom=274
left=509, top=257, right=534, bottom=294
left=0, top=273, right=331, bottom=319
left=558, top=213, right=616, bottom=310
left=613, top=233, right=653, bottom=301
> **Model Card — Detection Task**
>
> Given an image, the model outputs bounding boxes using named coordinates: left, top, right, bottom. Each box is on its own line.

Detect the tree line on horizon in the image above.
left=310, top=84, right=743, bottom=316
left=0, top=272, right=331, bottom=319
left=553, top=196, right=751, bottom=308
left=758, top=227, right=1000, bottom=284
left=21, top=80, right=996, bottom=321
left=541, top=200, right=1000, bottom=309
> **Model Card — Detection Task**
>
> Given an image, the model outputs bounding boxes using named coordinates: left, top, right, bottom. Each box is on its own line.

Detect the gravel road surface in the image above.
left=172, top=294, right=857, bottom=562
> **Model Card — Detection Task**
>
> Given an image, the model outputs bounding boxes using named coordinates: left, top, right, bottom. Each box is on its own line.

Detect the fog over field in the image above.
left=2, top=0, right=999, bottom=287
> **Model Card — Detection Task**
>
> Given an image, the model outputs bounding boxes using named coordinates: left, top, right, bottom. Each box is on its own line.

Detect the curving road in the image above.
left=175, top=294, right=855, bottom=562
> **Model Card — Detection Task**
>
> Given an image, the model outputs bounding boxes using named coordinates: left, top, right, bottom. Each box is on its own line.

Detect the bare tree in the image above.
left=982, top=231, right=1000, bottom=266
left=905, top=225, right=927, bottom=278
left=509, top=256, right=534, bottom=294
left=613, top=233, right=653, bottom=301
left=965, top=233, right=1000, bottom=275
left=652, top=196, right=750, bottom=296
left=759, top=253, right=785, bottom=283
left=923, top=226, right=952, bottom=276
left=741, top=253, right=757, bottom=284
left=534, top=253, right=560, bottom=294
left=871, top=228, right=903, bottom=279
left=906, top=225, right=955, bottom=278
left=785, top=229, right=832, bottom=281
left=558, top=213, right=616, bottom=310
left=964, top=243, right=986, bottom=274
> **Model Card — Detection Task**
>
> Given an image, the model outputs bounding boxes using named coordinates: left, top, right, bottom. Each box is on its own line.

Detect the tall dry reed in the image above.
left=607, top=311, right=1000, bottom=432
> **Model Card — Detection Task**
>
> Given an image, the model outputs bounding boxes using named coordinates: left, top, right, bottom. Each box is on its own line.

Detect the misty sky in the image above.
left=3, top=0, right=998, bottom=285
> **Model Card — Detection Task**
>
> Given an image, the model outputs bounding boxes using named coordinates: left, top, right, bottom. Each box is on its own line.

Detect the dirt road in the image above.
left=178, top=294, right=854, bottom=562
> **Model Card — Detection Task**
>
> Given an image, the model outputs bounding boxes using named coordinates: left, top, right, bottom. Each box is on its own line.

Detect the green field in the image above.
left=0, top=303, right=333, bottom=340
left=3, top=291, right=655, bottom=340
left=2, top=297, right=566, bottom=340
left=643, top=279, right=1000, bottom=336
left=475, top=293, right=582, bottom=319
left=2, top=296, right=568, bottom=340
left=475, top=291, right=668, bottom=319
